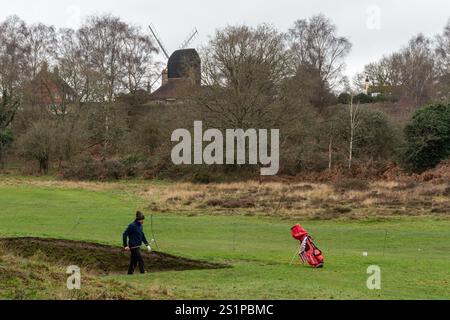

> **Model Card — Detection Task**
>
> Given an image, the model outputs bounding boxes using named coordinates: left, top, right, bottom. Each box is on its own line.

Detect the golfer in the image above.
left=123, top=211, right=152, bottom=274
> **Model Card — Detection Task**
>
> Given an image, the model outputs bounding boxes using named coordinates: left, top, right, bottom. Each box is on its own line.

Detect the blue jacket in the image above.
left=123, top=220, right=149, bottom=248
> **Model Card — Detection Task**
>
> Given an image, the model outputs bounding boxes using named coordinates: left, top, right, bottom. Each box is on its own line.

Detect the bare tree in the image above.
left=400, top=34, right=435, bottom=108
left=121, top=26, right=157, bottom=94
left=54, top=15, right=158, bottom=156
left=348, top=94, right=361, bottom=169
left=359, top=34, right=434, bottom=107
left=76, top=15, right=130, bottom=154
left=0, top=16, right=29, bottom=97
left=0, top=90, right=18, bottom=166
left=356, top=54, right=403, bottom=91
left=435, top=19, right=450, bottom=100
left=200, top=24, right=287, bottom=128
left=17, top=119, right=53, bottom=173
left=78, top=15, right=129, bottom=103
left=24, top=23, right=57, bottom=78
left=325, top=117, right=337, bottom=170
left=287, top=14, right=352, bottom=90
left=57, top=28, right=104, bottom=104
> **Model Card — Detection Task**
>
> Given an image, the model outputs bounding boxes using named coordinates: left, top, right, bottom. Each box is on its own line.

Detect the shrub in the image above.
left=355, top=109, right=400, bottom=159
left=334, top=178, right=369, bottom=191
left=354, top=93, right=374, bottom=104
left=191, top=171, right=214, bottom=184
left=100, top=159, right=126, bottom=180
left=60, top=156, right=128, bottom=181
left=328, top=107, right=400, bottom=162
left=120, top=155, right=148, bottom=177
left=402, top=104, right=450, bottom=173
left=338, top=92, right=351, bottom=104
left=0, top=128, right=13, bottom=163
left=17, top=121, right=53, bottom=174
left=59, top=156, right=96, bottom=180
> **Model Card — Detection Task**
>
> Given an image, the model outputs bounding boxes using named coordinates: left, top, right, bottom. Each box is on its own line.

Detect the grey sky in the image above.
left=1, top=0, right=449, bottom=78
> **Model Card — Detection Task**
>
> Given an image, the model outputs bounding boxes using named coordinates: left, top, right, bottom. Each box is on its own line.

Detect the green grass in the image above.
left=0, top=183, right=449, bottom=299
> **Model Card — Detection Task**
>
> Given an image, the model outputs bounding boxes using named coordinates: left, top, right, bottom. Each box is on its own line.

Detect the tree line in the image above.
left=355, top=22, right=450, bottom=108
left=0, top=14, right=449, bottom=180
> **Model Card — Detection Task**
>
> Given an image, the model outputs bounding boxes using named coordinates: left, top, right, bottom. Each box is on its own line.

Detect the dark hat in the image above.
left=136, top=211, right=145, bottom=220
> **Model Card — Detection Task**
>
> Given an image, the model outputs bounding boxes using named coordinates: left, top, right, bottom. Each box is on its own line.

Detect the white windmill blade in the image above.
left=179, top=28, right=199, bottom=50
left=148, top=23, right=170, bottom=60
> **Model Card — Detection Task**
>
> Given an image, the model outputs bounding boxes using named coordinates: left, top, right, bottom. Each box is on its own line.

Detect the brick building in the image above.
left=25, top=62, right=75, bottom=111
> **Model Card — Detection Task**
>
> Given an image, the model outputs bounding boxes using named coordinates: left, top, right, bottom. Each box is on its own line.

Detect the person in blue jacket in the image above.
left=123, top=211, right=152, bottom=274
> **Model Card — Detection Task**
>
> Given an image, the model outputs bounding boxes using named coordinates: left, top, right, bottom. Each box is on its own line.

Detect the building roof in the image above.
left=26, top=64, right=76, bottom=105
left=148, top=48, right=201, bottom=102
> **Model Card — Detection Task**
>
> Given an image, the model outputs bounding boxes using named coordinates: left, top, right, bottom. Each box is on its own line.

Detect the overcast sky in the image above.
left=1, top=0, right=449, bottom=78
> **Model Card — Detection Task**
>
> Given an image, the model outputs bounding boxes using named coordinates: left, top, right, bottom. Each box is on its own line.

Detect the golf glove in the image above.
left=147, top=245, right=152, bottom=252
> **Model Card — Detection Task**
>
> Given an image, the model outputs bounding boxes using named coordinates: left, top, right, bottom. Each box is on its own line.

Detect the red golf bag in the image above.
left=291, top=224, right=324, bottom=268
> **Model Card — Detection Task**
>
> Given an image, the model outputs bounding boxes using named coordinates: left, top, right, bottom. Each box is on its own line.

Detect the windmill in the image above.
left=148, top=24, right=199, bottom=90
left=148, top=23, right=170, bottom=60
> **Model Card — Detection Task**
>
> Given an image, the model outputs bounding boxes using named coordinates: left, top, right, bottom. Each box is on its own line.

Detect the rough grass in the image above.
left=1, top=176, right=448, bottom=220
left=0, top=245, right=163, bottom=300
